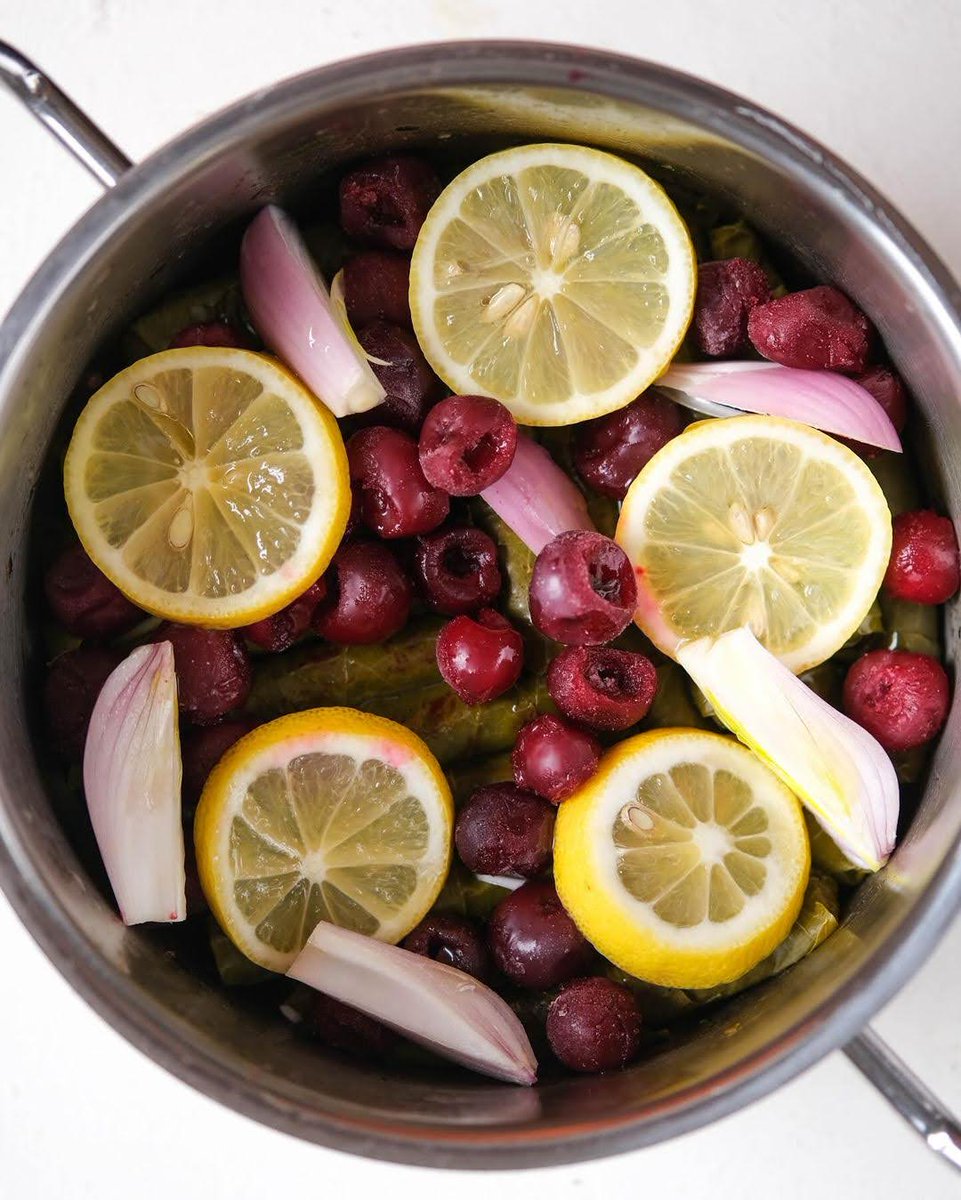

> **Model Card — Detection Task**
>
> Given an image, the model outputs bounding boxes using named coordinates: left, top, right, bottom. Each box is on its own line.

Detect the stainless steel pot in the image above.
left=1, top=39, right=960, bottom=1172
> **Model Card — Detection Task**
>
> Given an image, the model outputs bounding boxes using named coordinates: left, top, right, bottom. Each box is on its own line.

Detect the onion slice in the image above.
left=83, top=642, right=185, bottom=924
left=678, top=628, right=898, bottom=871
left=481, top=432, right=594, bottom=554
left=288, top=922, right=538, bottom=1085
left=657, top=361, right=902, bottom=452
left=240, top=206, right=386, bottom=416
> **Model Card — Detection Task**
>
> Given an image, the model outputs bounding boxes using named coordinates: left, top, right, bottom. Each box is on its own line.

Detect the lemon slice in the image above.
left=616, top=414, right=892, bottom=672
left=409, top=143, right=696, bottom=426
left=554, top=729, right=810, bottom=988
left=63, top=347, right=350, bottom=627
left=195, top=708, right=453, bottom=972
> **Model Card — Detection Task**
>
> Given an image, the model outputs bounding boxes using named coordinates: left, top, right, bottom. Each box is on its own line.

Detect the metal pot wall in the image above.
left=1, top=38, right=960, bottom=1172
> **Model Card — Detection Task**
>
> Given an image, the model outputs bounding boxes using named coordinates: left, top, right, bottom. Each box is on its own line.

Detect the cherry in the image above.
left=488, top=880, right=595, bottom=990
left=692, top=257, right=771, bottom=358
left=747, top=285, right=872, bottom=373
left=529, top=531, right=637, bottom=645
left=843, top=649, right=950, bottom=752
left=347, top=426, right=449, bottom=538
left=180, top=720, right=255, bottom=822
left=512, top=714, right=601, bottom=803
left=455, top=783, right=555, bottom=878
left=44, top=645, right=122, bottom=759
left=435, top=609, right=524, bottom=705
left=312, top=540, right=412, bottom=644
left=883, top=510, right=959, bottom=605
left=573, top=394, right=685, bottom=500
left=413, top=526, right=502, bottom=614
left=44, top=543, right=142, bottom=639
left=169, top=321, right=252, bottom=349
left=857, top=366, right=909, bottom=434
left=547, top=977, right=642, bottom=1073
left=343, top=250, right=412, bottom=330
left=339, top=154, right=440, bottom=251
left=153, top=625, right=251, bottom=726
left=402, top=914, right=491, bottom=981
left=298, top=992, right=398, bottom=1058
left=242, top=579, right=327, bottom=652
left=357, top=322, right=444, bottom=433
left=418, top=395, right=518, bottom=495
left=548, top=646, right=658, bottom=731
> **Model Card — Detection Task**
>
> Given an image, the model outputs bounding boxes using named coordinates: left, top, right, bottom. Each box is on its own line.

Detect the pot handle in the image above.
left=845, top=1026, right=961, bottom=1171
left=0, top=41, right=130, bottom=187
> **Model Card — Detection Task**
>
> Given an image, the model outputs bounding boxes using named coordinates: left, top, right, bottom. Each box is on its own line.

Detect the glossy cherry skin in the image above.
left=487, top=880, right=595, bottom=990
left=312, top=540, right=412, bottom=644
left=512, top=714, right=602, bottom=803
left=347, top=426, right=450, bottom=538
left=435, top=609, right=524, bottom=704
left=402, top=914, right=491, bottom=981
left=883, top=510, right=960, bottom=604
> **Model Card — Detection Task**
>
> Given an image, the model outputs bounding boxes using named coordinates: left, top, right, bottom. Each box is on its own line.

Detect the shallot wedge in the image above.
left=657, top=361, right=902, bottom=453
left=240, top=206, right=385, bottom=416
left=678, top=628, right=899, bottom=871
left=288, top=921, right=538, bottom=1085
left=481, top=433, right=594, bottom=555
left=83, top=642, right=185, bottom=924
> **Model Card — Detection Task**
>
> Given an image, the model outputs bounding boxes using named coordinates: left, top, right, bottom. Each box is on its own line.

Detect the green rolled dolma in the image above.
left=209, top=922, right=274, bottom=986
left=585, top=493, right=620, bottom=540
left=471, top=506, right=536, bottom=625
left=867, top=451, right=920, bottom=517
left=804, top=812, right=870, bottom=887
left=609, top=874, right=841, bottom=1018
left=246, top=620, right=444, bottom=719
left=798, top=660, right=845, bottom=707
left=879, top=593, right=941, bottom=658
left=641, top=661, right=712, bottom=731
left=891, top=744, right=932, bottom=785
left=603, top=966, right=697, bottom=1025
left=688, top=873, right=840, bottom=1004
left=371, top=675, right=554, bottom=764
left=124, top=275, right=250, bottom=359
left=432, top=861, right=512, bottom=921
left=445, top=752, right=513, bottom=808
left=708, top=219, right=787, bottom=295
left=833, top=598, right=885, bottom=662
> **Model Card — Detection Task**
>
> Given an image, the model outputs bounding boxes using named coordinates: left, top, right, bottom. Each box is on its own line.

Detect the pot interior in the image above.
left=1, top=48, right=960, bottom=1167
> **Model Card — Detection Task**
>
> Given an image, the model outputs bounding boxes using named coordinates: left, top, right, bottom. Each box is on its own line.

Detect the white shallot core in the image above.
left=83, top=642, right=185, bottom=924
left=678, top=628, right=898, bottom=871
left=240, top=206, right=385, bottom=416
left=288, top=921, right=537, bottom=1085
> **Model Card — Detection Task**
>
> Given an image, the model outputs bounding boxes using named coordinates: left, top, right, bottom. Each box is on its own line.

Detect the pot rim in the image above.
left=2, top=39, right=961, bottom=1169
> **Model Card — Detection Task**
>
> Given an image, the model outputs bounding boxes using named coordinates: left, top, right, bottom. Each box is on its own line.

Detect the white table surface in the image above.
left=1, top=1, right=960, bottom=1195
